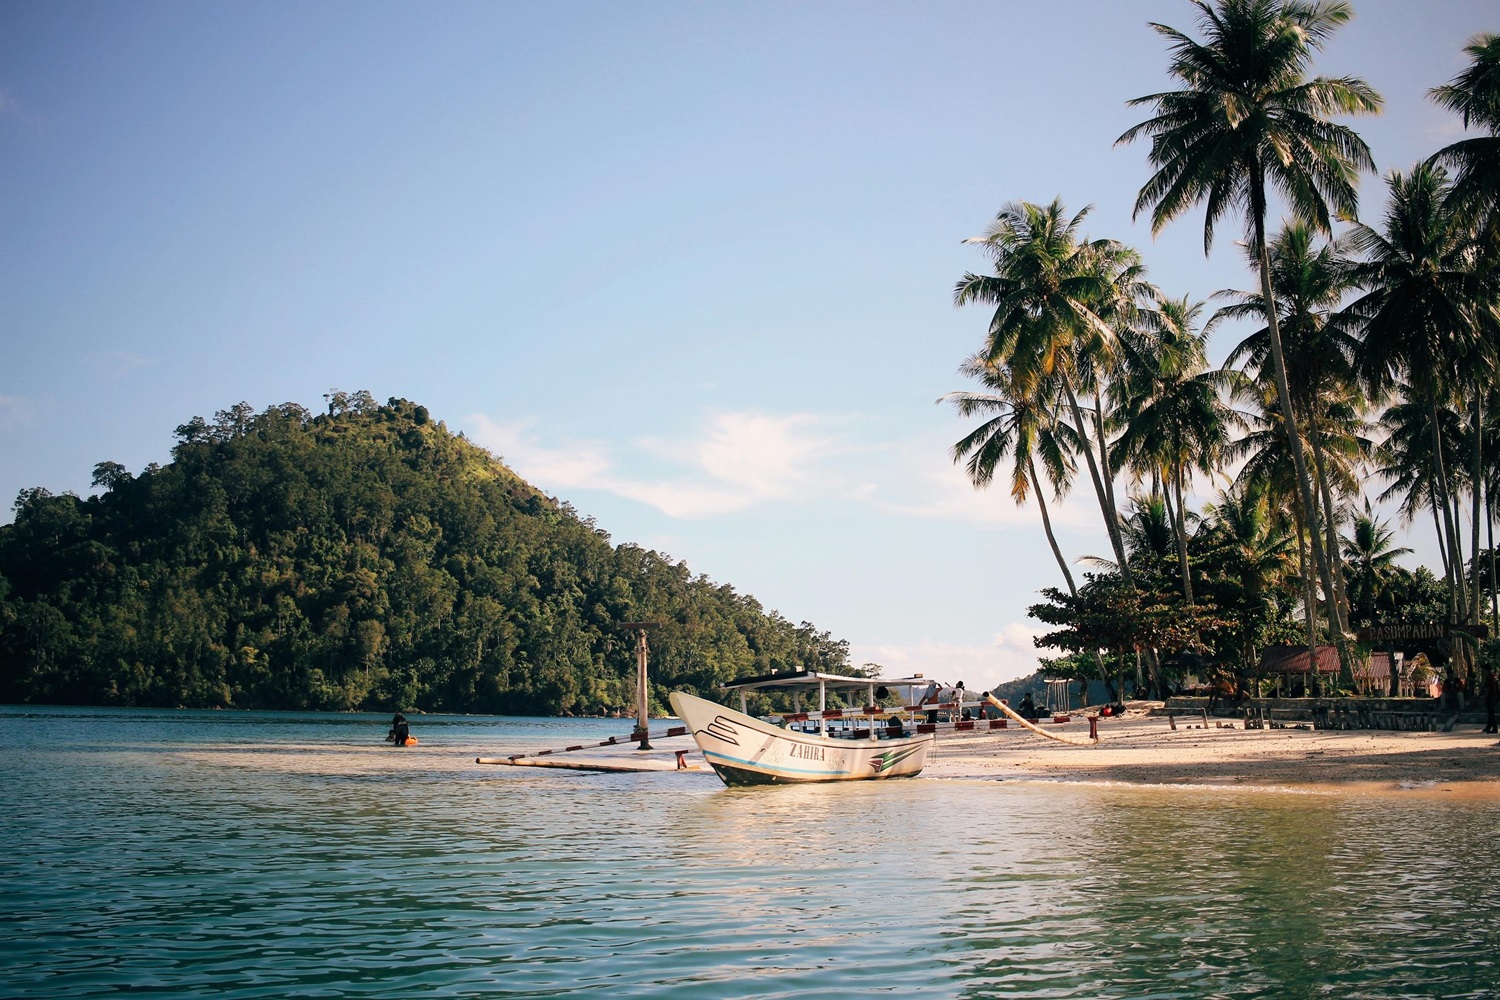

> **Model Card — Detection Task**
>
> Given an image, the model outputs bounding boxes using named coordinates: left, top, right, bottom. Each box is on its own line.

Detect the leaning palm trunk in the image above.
left=1428, top=396, right=1468, bottom=625
left=1308, top=428, right=1354, bottom=686
left=1255, top=234, right=1342, bottom=673
left=1063, top=381, right=1133, bottom=588
left=1469, top=396, right=1483, bottom=626
left=1029, top=454, right=1078, bottom=595
left=1093, top=392, right=1129, bottom=566
left=1426, top=395, right=1471, bottom=680
left=1028, top=455, right=1110, bottom=682
left=1488, top=484, right=1497, bottom=629
left=1172, top=466, right=1194, bottom=606
left=1297, top=517, right=1322, bottom=695
left=1309, top=429, right=1344, bottom=619
left=1431, top=492, right=1452, bottom=579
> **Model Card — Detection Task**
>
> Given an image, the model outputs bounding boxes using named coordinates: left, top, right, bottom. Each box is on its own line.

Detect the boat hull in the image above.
left=669, top=692, right=934, bottom=786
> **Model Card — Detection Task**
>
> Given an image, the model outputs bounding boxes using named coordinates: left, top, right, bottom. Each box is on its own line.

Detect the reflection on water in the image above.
left=2, top=706, right=1497, bottom=998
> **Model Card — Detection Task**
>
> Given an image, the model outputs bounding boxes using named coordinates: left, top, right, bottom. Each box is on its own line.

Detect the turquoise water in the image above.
left=3, top=706, right=1498, bottom=999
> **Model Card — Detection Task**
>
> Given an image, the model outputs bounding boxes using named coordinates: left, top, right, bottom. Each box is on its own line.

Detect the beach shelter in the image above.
left=1254, top=645, right=1339, bottom=697
left=1354, top=651, right=1404, bottom=697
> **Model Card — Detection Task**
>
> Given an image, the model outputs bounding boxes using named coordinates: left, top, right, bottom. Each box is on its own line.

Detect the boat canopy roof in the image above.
left=721, top=668, right=933, bottom=692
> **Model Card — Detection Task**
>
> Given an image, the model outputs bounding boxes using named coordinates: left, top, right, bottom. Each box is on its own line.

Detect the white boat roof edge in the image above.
left=720, top=669, right=938, bottom=692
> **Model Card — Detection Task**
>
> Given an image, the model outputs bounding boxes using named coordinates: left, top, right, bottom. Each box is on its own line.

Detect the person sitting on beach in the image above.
left=388, top=712, right=410, bottom=745
left=1018, top=693, right=1039, bottom=722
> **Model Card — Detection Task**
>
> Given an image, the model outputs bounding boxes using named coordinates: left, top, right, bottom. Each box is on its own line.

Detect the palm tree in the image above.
left=1341, top=499, right=1413, bottom=630
left=1371, top=389, right=1468, bottom=586
left=1224, top=381, right=1339, bottom=669
left=954, top=198, right=1148, bottom=586
left=1347, top=163, right=1491, bottom=625
left=1118, top=0, right=1381, bottom=665
left=1196, top=481, right=1298, bottom=674
left=941, top=355, right=1079, bottom=593
left=1111, top=294, right=1244, bottom=606
left=1212, top=221, right=1368, bottom=629
left=1430, top=39, right=1500, bottom=627
left=1429, top=33, right=1500, bottom=226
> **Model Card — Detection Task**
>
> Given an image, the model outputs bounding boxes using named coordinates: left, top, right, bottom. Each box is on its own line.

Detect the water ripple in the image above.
left=2, top=706, right=1498, bottom=998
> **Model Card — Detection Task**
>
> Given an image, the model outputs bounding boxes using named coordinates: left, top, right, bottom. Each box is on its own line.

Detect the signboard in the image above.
left=1356, top=623, right=1491, bottom=642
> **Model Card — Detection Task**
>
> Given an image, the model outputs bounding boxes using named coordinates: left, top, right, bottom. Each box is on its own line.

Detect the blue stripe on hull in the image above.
left=702, top=749, right=923, bottom=785
left=702, top=749, right=851, bottom=778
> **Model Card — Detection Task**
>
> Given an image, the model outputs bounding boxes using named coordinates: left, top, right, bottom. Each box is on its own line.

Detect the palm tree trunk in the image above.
left=1292, top=502, right=1318, bottom=649
left=1093, top=392, right=1127, bottom=556
left=1296, top=514, right=1320, bottom=696
left=1431, top=492, right=1451, bottom=579
left=1173, top=466, right=1194, bottom=606
left=1253, top=235, right=1342, bottom=664
left=1469, top=396, right=1483, bottom=626
left=1428, top=395, right=1467, bottom=624
left=1029, top=455, right=1077, bottom=595
left=1029, top=455, right=1111, bottom=682
left=1488, top=481, right=1497, bottom=629
left=1062, top=380, right=1132, bottom=588
left=1307, top=428, right=1354, bottom=687
left=1308, top=428, right=1350, bottom=635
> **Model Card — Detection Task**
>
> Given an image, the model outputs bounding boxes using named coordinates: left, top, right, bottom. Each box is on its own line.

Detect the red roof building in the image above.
left=1255, top=645, right=1340, bottom=675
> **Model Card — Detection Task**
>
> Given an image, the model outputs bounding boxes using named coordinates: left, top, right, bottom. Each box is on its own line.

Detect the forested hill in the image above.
left=0, top=394, right=849, bottom=714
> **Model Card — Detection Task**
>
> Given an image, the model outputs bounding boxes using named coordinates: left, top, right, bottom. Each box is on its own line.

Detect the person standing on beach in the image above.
left=921, top=680, right=940, bottom=724
left=1483, top=668, right=1498, bottom=735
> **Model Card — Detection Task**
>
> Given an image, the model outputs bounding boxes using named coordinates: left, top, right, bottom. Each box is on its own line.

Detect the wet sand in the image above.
left=926, top=706, right=1500, bottom=797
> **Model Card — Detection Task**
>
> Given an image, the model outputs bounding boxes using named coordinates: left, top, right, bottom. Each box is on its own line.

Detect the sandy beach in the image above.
left=445, top=705, right=1500, bottom=798
left=924, top=706, right=1500, bottom=797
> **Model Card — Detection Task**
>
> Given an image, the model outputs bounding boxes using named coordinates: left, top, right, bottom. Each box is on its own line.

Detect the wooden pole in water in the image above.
left=622, top=622, right=659, bottom=749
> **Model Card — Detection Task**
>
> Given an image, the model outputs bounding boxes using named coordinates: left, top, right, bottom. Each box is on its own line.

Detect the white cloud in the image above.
left=866, top=430, right=1101, bottom=531
left=465, top=407, right=1121, bottom=539
left=465, top=410, right=851, bottom=519
left=850, top=622, right=1047, bottom=694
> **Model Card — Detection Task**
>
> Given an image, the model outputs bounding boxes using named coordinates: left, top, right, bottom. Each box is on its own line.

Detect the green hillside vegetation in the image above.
left=0, top=393, right=849, bottom=714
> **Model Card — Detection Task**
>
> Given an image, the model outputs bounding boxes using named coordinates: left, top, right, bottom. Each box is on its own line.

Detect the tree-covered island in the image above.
left=0, top=393, right=849, bottom=714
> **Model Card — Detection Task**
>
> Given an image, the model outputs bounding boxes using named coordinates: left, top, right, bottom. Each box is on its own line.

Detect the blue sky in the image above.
left=2, top=1, right=1494, bottom=691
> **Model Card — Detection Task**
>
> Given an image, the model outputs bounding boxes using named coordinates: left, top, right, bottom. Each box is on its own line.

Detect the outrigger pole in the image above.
left=476, top=723, right=690, bottom=765
left=983, top=693, right=1100, bottom=746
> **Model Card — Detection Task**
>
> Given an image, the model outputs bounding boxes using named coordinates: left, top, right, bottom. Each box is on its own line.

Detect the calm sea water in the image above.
left=2, top=706, right=1497, bottom=999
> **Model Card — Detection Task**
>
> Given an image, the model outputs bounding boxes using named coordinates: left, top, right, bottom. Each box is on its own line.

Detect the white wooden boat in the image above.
left=669, top=690, right=936, bottom=786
